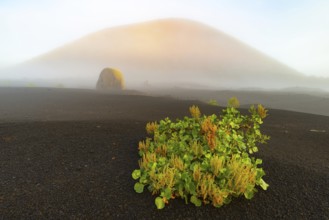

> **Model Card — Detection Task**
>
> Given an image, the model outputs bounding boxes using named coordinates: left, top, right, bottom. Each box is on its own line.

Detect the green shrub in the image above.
left=132, top=102, right=270, bottom=209
left=208, top=99, right=219, bottom=106
left=227, top=96, right=240, bottom=108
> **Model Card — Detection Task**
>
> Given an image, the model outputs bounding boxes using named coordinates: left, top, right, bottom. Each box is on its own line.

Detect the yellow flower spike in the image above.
left=155, top=145, right=168, bottom=157
left=189, top=105, right=201, bottom=119
left=227, top=97, right=240, bottom=108
left=170, top=155, right=184, bottom=171
left=193, top=165, right=202, bottom=182
left=146, top=122, right=158, bottom=134
left=210, top=155, right=224, bottom=177
left=257, top=104, right=268, bottom=119
left=201, top=117, right=217, bottom=150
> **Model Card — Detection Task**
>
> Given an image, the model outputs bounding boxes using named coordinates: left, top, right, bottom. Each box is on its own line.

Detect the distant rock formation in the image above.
left=96, top=68, right=124, bottom=90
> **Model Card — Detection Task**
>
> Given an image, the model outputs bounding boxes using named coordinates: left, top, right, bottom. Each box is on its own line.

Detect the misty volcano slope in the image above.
left=5, top=18, right=328, bottom=89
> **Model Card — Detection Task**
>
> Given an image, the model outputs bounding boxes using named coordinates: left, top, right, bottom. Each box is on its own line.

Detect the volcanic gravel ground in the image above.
left=0, top=88, right=328, bottom=219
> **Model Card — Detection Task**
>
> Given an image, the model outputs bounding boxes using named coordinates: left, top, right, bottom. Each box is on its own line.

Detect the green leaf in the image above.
left=242, top=157, right=251, bottom=164
left=255, top=159, right=262, bottom=165
left=178, top=183, right=184, bottom=197
left=134, top=182, right=144, bottom=193
left=259, top=179, right=269, bottom=190
left=223, top=196, right=232, bottom=204
left=188, top=182, right=196, bottom=195
left=139, top=175, right=148, bottom=184
left=220, top=168, right=227, bottom=174
left=158, top=157, right=166, bottom=166
left=181, top=172, right=189, bottom=181
left=190, top=195, right=202, bottom=207
left=164, top=188, right=172, bottom=200
left=155, top=197, right=165, bottom=209
left=256, top=168, right=265, bottom=179
left=242, top=152, right=249, bottom=158
left=132, top=169, right=141, bottom=180
left=244, top=190, right=254, bottom=199
left=192, top=130, right=198, bottom=138
left=151, top=162, right=157, bottom=169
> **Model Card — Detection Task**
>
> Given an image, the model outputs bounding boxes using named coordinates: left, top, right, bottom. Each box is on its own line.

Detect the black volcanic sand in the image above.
left=0, top=87, right=328, bottom=219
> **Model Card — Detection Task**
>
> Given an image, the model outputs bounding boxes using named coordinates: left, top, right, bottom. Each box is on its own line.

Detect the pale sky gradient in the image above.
left=0, top=0, right=328, bottom=77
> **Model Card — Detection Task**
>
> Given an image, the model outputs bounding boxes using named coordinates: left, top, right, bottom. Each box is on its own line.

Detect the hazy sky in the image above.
left=1, top=0, right=328, bottom=77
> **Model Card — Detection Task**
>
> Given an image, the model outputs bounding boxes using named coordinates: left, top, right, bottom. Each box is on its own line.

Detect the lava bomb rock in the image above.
left=96, top=68, right=125, bottom=90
